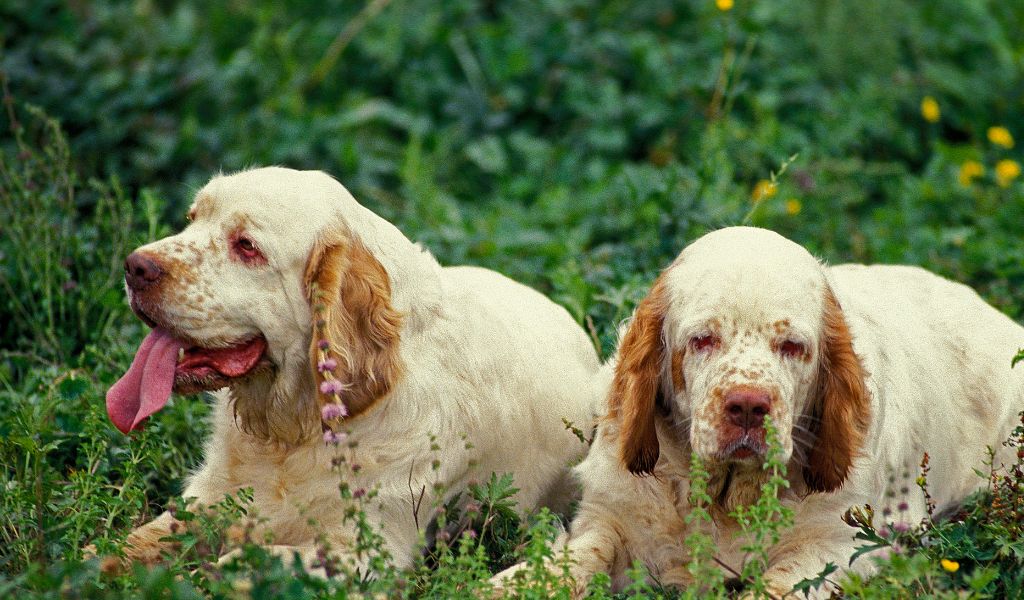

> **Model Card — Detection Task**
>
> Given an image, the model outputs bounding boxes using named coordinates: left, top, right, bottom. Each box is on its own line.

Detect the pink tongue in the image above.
left=106, top=328, right=184, bottom=433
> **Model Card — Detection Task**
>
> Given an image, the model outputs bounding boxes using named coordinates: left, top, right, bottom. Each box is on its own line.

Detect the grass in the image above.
left=1, top=0, right=1024, bottom=597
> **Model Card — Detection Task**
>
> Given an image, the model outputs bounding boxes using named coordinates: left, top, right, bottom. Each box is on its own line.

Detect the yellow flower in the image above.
left=940, top=559, right=959, bottom=573
left=987, top=126, right=1014, bottom=149
left=785, top=198, right=802, bottom=215
left=715, top=0, right=734, bottom=11
left=957, top=160, right=984, bottom=186
left=751, top=180, right=777, bottom=203
left=920, top=96, right=940, bottom=123
left=995, top=159, right=1021, bottom=187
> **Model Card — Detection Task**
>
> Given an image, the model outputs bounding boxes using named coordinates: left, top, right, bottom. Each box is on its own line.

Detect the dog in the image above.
left=104, top=167, right=604, bottom=573
left=499, top=226, right=1024, bottom=597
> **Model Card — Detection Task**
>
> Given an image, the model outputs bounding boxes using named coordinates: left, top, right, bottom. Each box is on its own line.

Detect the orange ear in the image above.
left=803, top=288, right=871, bottom=493
left=611, top=276, right=671, bottom=475
left=305, top=232, right=404, bottom=418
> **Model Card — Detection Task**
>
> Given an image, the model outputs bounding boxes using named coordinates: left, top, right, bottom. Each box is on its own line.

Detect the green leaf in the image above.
left=791, top=562, right=838, bottom=598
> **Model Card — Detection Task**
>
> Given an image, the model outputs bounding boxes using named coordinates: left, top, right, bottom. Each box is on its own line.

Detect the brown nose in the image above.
left=124, top=252, right=163, bottom=291
left=724, top=388, right=771, bottom=430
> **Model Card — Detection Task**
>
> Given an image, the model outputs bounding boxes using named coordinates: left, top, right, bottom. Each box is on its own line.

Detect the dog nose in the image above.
left=724, top=388, right=771, bottom=430
left=124, top=252, right=163, bottom=291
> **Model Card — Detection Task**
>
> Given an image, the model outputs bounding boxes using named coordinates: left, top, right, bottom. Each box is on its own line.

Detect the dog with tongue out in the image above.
left=99, top=167, right=605, bottom=574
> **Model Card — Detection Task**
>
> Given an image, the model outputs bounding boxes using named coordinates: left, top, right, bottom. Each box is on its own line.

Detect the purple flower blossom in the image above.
left=353, top=487, right=366, bottom=499
left=464, top=529, right=477, bottom=539
left=321, top=403, right=347, bottom=421
left=318, top=339, right=330, bottom=350
left=897, top=501, right=909, bottom=512
left=892, top=522, right=910, bottom=534
left=320, top=379, right=343, bottom=395
left=323, top=430, right=345, bottom=445
left=317, top=358, right=338, bottom=372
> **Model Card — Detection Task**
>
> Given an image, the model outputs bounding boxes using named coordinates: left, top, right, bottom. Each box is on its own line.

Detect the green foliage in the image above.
left=1, top=0, right=1024, bottom=597
left=4, top=0, right=1023, bottom=328
left=680, top=453, right=727, bottom=598
left=730, top=417, right=795, bottom=597
left=833, top=413, right=1024, bottom=599
left=0, top=99, right=164, bottom=367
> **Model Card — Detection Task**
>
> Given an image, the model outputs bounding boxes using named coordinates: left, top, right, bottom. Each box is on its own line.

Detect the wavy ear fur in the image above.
left=611, top=276, right=671, bottom=475
left=803, top=287, right=871, bottom=493
left=305, top=231, right=404, bottom=418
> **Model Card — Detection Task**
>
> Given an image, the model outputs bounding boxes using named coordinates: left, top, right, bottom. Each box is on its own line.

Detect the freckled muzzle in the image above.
left=107, top=249, right=272, bottom=434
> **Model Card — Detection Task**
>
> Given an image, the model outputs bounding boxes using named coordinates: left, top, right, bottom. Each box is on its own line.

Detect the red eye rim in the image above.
left=778, top=339, right=806, bottom=358
left=690, top=334, right=719, bottom=352
left=231, top=233, right=265, bottom=264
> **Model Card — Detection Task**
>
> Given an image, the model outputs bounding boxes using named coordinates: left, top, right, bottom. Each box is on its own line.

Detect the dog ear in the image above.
left=305, top=231, right=404, bottom=419
left=803, top=288, right=871, bottom=493
left=611, top=276, right=671, bottom=475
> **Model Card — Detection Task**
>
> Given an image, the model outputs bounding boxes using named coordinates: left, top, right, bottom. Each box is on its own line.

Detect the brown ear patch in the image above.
left=306, top=232, right=404, bottom=419
left=803, top=287, right=871, bottom=493
left=671, top=349, right=686, bottom=394
left=611, top=275, right=672, bottom=475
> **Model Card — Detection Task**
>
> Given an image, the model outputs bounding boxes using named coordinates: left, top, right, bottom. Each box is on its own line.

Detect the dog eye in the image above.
left=690, top=334, right=718, bottom=353
left=233, top=236, right=263, bottom=261
left=778, top=340, right=805, bottom=358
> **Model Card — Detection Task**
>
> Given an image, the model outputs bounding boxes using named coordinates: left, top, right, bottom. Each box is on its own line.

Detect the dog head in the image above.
left=107, top=167, right=404, bottom=444
left=611, top=227, right=870, bottom=496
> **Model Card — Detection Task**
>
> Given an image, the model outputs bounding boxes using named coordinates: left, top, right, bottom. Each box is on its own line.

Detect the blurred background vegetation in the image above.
left=1, top=0, right=1023, bottom=596
left=4, top=0, right=1023, bottom=338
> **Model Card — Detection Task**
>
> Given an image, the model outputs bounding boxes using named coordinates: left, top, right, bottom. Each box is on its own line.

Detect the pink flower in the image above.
left=353, top=487, right=366, bottom=499
left=892, top=522, right=910, bottom=534
left=318, top=339, right=330, bottom=350
left=321, top=403, right=347, bottom=420
left=323, top=430, right=346, bottom=445
left=320, top=380, right=343, bottom=395
left=317, top=358, right=338, bottom=372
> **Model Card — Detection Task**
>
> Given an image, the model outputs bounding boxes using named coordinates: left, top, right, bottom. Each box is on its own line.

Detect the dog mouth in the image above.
left=719, top=434, right=767, bottom=461
left=106, top=323, right=272, bottom=434
left=173, top=337, right=272, bottom=394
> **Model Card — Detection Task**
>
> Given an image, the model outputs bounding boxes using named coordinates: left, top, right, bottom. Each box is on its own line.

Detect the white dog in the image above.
left=504, top=226, right=1024, bottom=597
left=104, top=167, right=604, bottom=572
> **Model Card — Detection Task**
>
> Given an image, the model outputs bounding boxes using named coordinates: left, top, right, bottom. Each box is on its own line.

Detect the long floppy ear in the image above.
left=610, top=276, right=671, bottom=475
left=305, top=230, right=404, bottom=419
left=803, top=287, right=871, bottom=493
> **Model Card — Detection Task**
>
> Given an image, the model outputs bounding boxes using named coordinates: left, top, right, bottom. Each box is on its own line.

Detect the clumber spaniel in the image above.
left=105, top=167, right=604, bottom=571
left=542, top=226, right=1024, bottom=596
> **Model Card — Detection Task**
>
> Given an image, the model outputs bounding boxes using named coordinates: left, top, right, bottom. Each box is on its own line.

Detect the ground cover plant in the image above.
left=1, top=0, right=1023, bottom=597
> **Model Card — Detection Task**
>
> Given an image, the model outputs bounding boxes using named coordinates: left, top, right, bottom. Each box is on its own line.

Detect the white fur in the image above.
left=120, top=167, right=604, bottom=571
left=513, top=227, right=1024, bottom=597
